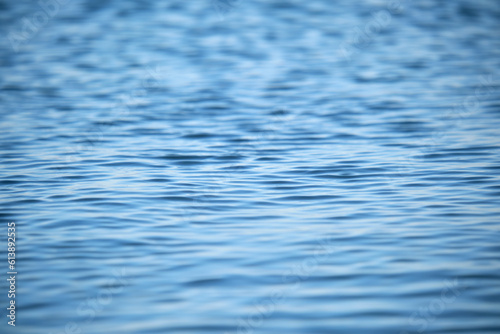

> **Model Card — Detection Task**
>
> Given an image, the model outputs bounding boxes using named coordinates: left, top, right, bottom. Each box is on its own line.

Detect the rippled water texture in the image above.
left=1, top=0, right=500, bottom=333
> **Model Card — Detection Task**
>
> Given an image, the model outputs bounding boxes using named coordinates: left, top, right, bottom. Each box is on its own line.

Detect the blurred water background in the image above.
left=1, top=0, right=500, bottom=333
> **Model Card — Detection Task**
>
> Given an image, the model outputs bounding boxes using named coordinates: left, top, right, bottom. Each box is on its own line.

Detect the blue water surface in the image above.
left=1, top=0, right=500, bottom=333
